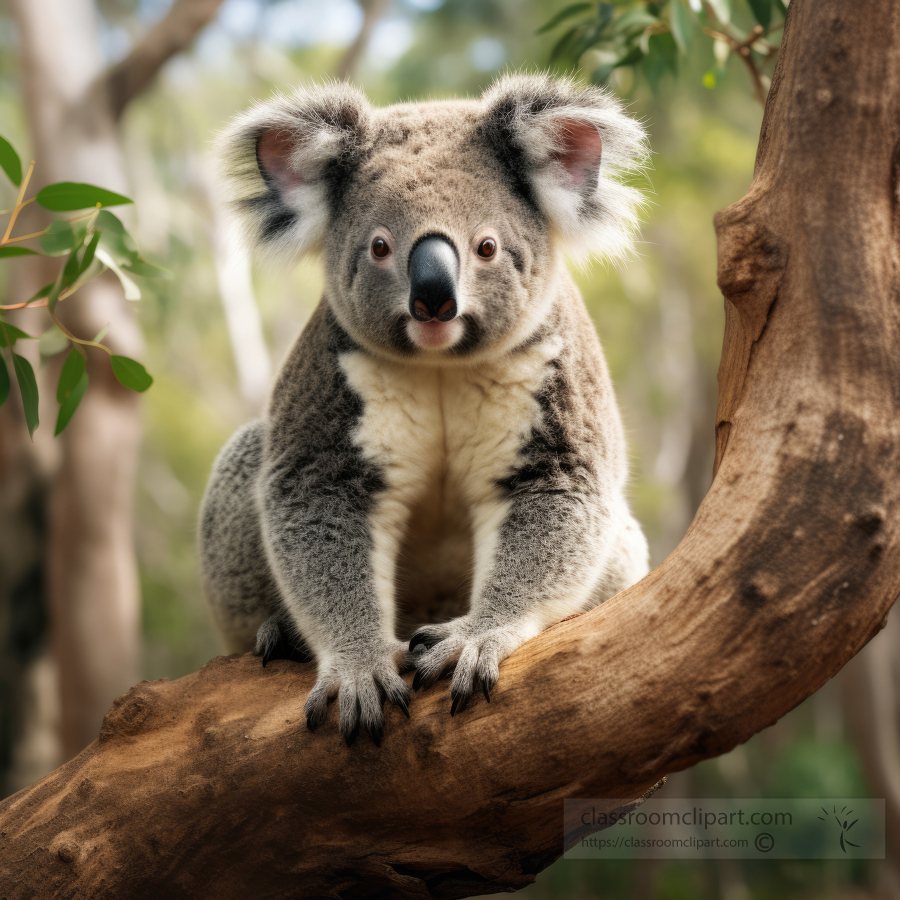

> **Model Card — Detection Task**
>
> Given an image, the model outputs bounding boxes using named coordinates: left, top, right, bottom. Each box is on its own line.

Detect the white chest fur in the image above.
left=339, top=339, right=562, bottom=633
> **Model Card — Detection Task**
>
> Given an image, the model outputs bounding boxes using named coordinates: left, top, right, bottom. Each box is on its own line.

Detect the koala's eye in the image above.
left=477, top=238, right=497, bottom=259
left=371, top=237, right=391, bottom=259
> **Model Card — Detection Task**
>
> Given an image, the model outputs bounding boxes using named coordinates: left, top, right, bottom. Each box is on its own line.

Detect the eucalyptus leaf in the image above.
left=0, top=135, right=22, bottom=187
left=57, top=349, right=87, bottom=403
left=110, top=355, right=153, bottom=392
left=62, top=248, right=81, bottom=288
left=670, top=1, right=695, bottom=53
left=642, top=32, right=679, bottom=89
left=550, top=24, right=583, bottom=63
left=40, top=220, right=86, bottom=256
left=96, top=210, right=138, bottom=265
left=613, top=8, right=660, bottom=36
left=28, top=283, right=53, bottom=303
left=747, top=0, right=771, bottom=29
left=55, top=370, right=88, bottom=435
left=670, top=0, right=694, bottom=53
left=79, top=231, right=101, bottom=276
left=13, top=352, right=39, bottom=438
left=536, top=1, right=592, bottom=34
left=0, top=247, right=38, bottom=258
left=36, top=182, right=133, bottom=212
left=39, top=325, right=70, bottom=358
left=0, top=355, right=8, bottom=407
left=122, top=258, right=171, bottom=279
left=95, top=248, right=141, bottom=301
left=0, top=322, right=34, bottom=347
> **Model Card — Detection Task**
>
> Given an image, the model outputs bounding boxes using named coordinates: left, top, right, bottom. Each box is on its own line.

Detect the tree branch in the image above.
left=106, top=0, right=227, bottom=120
left=2, top=1, right=900, bottom=896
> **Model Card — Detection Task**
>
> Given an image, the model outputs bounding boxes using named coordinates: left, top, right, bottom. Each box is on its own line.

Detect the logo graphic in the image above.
left=818, top=805, right=860, bottom=853
left=755, top=832, right=774, bottom=852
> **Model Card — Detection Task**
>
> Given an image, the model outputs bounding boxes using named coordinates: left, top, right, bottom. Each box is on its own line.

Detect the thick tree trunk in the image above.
left=0, top=0, right=898, bottom=896
left=11, top=0, right=144, bottom=763
left=3, top=0, right=228, bottom=774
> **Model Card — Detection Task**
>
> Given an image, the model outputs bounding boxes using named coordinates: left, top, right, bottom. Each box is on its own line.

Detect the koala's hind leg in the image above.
left=199, top=421, right=286, bottom=656
left=255, top=612, right=312, bottom=666
left=593, top=506, right=650, bottom=604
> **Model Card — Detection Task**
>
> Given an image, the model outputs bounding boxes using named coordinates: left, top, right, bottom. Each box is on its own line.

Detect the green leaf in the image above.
left=0, top=321, right=35, bottom=347
left=0, top=135, right=22, bottom=187
left=39, top=325, right=69, bottom=358
left=0, top=246, right=39, bottom=258
left=642, top=32, right=678, bottom=89
left=549, top=24, right=583, bottom=63
left=79, top=230, right=101, bottom=276
left=705, top=0, right=731, bottom=23
left=110, top=355, right=153, bottom=392
left=13, top=353, right=39, bottom=438
left=40, top=220, right=86, bottom=256
left=36, top=182, right=132, bottom=212
left=95, top=210, right=138, bottom=265
left=536, top=2, right=592, bottom=34
left=56, top=348, right=86, bottom=403
left=62, top=248, right=81, bottom=288
left=28, top=283, right=53, bottom=303
left=122, top=257, right=171, bottom=279
left=0, top=355, right=8, bottom=407
left=55, top=352, right=89, bottom=435
left=747, top=0, right=771, bottom=29
left=613, top=8, right=660, bottom=36
left=55, top=370, right=88, bottom=436
left=95, top=248, right=140, bottom=301
left=670, top=1, right=695, bottom=53
left=615, top=45, right=645, bottom=68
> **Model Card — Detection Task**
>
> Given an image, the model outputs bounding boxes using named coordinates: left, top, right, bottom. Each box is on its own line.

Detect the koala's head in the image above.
left=218, top=74, right=646, bottom=363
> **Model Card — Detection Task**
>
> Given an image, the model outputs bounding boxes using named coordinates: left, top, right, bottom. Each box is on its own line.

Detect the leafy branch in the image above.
left=0, top=134, right=163, bottom=438
left=538, top=0, right=787, bottom=103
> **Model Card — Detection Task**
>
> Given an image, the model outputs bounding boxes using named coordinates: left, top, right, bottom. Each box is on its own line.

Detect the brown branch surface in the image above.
left=2, top=1, right=900, bottom=897
left=106, top=0, right=227, bottom=119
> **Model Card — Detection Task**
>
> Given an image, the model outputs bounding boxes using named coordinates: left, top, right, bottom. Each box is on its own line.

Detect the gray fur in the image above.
left=200, top=73, right=649, bottom=744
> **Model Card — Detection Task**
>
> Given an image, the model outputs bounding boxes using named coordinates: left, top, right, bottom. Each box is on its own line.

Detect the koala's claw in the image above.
left=408, top=627, right=446, bottom=654
left=411, top=618, right=522, bottom=715
left=256, top=614, right=312, bottom=668
left=304, top=650, right=410, bottom=746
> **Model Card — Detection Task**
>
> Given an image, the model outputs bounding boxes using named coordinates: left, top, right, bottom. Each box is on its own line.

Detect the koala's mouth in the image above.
left=407, top=317, right=464, bottom=351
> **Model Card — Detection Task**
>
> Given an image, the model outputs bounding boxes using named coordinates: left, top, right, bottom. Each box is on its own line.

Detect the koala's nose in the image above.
left=408, top=234, right=459, bottom=322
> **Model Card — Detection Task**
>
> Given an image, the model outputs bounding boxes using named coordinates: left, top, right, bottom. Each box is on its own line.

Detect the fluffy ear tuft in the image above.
left=215, top=81, right=371, bottom=263
left=481, top=73, right=648, bottom=264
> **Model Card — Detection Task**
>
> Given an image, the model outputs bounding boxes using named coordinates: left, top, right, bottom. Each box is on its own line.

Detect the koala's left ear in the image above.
left=481, top=74, right=648, bottom=262
left=216, top=82, right=371, bottom=261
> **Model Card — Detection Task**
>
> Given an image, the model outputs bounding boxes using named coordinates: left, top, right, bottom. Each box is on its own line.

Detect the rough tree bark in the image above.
left=0, top=0, right=898, bottom=896
left=2, top=0, right=226, bottom=773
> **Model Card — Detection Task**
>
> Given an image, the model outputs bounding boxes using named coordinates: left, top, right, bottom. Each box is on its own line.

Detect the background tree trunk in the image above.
left=0, top=2, right=898, bottom=895
left=1, top=0, right=227, bottom=789
left=9, top=0, right=144, bottom=770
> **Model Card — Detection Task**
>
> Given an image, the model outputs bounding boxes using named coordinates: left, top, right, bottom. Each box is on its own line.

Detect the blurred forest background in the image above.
left=0, top=0, right=897, bottom=898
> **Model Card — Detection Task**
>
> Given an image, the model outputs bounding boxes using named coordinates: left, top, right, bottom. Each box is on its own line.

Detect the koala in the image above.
left=199, top=73, right=649, bottom=747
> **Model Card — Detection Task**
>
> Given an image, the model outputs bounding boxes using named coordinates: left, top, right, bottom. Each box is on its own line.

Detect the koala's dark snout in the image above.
left=408, top=234, right=459, bottom=322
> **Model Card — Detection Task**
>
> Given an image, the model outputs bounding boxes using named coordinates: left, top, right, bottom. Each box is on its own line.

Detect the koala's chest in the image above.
left=339, top=348, right=555, bottom=507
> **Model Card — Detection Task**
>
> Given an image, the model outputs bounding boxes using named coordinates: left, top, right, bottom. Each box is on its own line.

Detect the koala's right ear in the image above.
left=216, top=82, right=371, bottom=260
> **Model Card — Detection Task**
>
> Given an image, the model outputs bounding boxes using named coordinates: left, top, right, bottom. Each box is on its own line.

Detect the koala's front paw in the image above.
left=408, top=617, right=530, bottom=716
left=304, top=641, right=410, bottom=747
